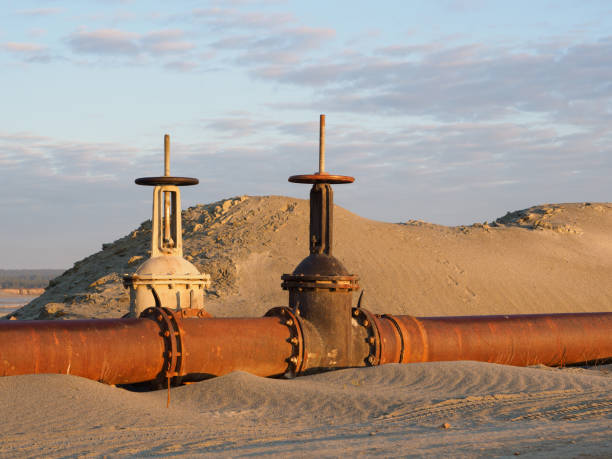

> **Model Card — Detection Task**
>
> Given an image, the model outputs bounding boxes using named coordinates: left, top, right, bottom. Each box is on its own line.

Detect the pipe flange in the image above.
left=140, top=307, right=185, bottom=386
left=281, top=274, right=359, bottom=292
left=265, top=307, right=304, bottom=377
left=352, top=307, right=381, bottom=366
left=380, top=314, right=407, bottom=363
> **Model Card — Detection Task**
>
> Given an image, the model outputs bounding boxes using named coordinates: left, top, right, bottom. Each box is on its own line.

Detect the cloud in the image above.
left=193, top=7, right=295, bottom=30
left=28, top=28, right=46, bottom=38
left=66, top=28, right=197, bottom=68
left=59, top=8, right=330, bottom=71
left=275, top=121, right=316, bottom=137
left=163, top=60, right=198, bottom=72
left=67, top=28, right=139, bottom=55
left=141, top=29, right=195, bottom=53
left=174, top=11, right=612, bottom=223
left=16, top=8, right=63, bottom=16
left=2, top=42, right=46, bottom=52
left=248, top=36, right=612, bottom=131
left=375, top=43, right=439, bottom=57
left=0, top=132, right=145, bottom=185
left=198, top=7, right=333, bottom=67
left=1, top=41, right=51, bottom=62
left=186, top=7, right=612, bottom=131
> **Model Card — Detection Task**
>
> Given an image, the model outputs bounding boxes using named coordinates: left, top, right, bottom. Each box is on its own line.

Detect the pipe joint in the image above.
left=352, top=308, right=381, bottom=366
left=140, top=307, right=186, bottom=386
left=264, top=307, right=305, bottom=377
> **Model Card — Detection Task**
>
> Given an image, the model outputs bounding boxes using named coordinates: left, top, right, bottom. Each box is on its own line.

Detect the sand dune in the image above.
left=1, top=363, right=611, bottom=457
left=7, top=197, right=612, bottom=320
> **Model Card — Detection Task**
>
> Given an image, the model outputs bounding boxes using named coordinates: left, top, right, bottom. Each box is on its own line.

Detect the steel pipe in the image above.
left=2, top=310, right=612, bottom=386
left=0, top=318, right=164, bottom=384
left=0, top=311, right=293, bottom=385
left=376, top=313, right=612, bottom=367
left=180, top=317, right=293, bottom=379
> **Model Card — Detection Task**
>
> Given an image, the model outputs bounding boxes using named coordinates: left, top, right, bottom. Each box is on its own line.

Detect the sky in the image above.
left=1, top=0, right=611, bottom=268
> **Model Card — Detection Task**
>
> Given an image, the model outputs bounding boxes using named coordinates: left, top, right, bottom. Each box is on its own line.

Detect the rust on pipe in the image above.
left=0, top=318, right=165, bottom=384
left=0, top=312, right=294, bottom=385
left=376, top=313, right=612, bottom=367
left=180, top=317, right=293, bottom=378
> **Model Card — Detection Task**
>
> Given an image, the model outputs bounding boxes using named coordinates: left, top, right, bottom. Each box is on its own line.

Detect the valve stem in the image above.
left=319, top=114, right=325, bottom=174
left=163, top=134, right=173, bottom=247
left=164, top=134, right=170, bottom=177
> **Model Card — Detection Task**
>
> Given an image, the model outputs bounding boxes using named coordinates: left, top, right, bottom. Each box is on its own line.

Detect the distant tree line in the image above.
left=0, top=269, right=64, bottom=289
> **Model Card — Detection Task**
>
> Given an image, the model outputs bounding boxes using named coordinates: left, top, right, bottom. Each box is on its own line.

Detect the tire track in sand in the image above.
left=374, top=389, right=612, bottom=425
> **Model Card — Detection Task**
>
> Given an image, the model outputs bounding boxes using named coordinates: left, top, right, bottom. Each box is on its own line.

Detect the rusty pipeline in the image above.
left=291, top=308, right=612, bottom=370
left=0, top=308, right=294, bottom=385
left=0, top=317, right=164, bottom=384
left=3, top=307, right=612, bottom=386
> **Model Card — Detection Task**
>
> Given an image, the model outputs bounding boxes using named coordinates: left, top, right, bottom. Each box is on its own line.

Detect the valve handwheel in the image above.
left=135, top=134, right=199, bottom=186
left=288, top=115, right=354, bottom=185
left=288, top=173, right=353, bottom=184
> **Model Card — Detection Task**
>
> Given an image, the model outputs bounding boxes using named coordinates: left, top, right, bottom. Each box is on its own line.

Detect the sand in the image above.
left=1, top=363, right=611, bottom=457
left=2, top=197, right=612, bottom=456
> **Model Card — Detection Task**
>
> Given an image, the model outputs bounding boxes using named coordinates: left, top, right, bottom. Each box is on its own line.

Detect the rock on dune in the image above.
left=6, top=197, right=612, bottom=320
